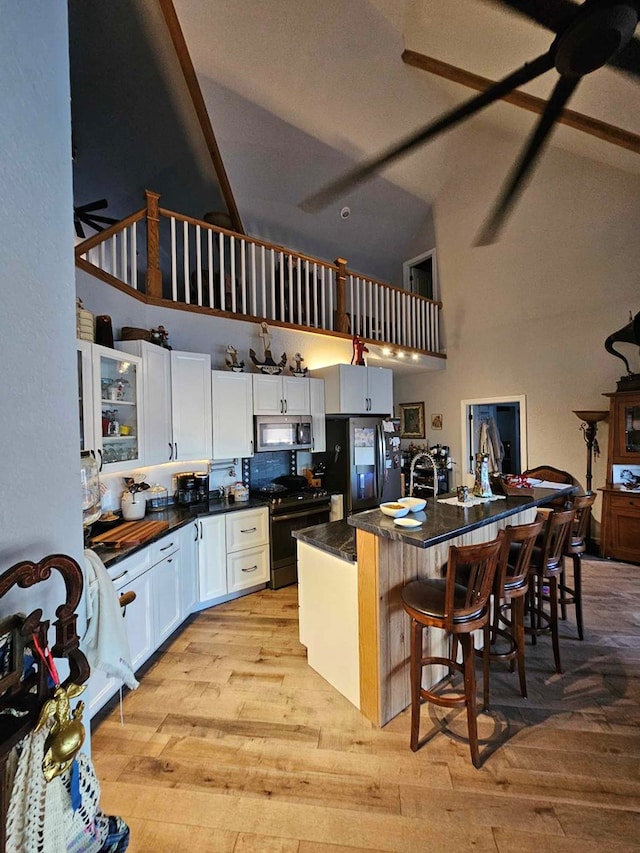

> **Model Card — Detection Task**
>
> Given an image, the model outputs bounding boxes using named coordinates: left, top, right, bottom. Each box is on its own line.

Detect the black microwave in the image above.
left=255, top=416, right=313, bottom=452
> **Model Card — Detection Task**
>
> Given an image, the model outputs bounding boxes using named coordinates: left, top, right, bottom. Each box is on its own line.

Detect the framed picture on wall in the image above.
left=431, top=413, right=443, bottom=430
left=399, top=402, right=425, bottom=438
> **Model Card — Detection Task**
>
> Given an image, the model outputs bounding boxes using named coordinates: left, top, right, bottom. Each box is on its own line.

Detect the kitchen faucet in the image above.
left=409, top=452, right=439, bottom=501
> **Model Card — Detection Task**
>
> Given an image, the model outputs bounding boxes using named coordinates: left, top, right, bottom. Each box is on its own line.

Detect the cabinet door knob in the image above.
left=242, top=565, right=258, bottom=573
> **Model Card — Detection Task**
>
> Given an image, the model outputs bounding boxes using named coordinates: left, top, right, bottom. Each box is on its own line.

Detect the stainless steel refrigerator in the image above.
left=320, top=417, right=402, bottom=517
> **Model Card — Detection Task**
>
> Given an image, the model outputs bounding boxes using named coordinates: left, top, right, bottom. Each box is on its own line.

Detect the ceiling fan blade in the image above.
left=78, top=213, right=118, bottom=227
left=74, top=198, right=109, bottom=214
left=475, top=74, right=580, bottom=246
left=300, top=51, right=555, bottom=211
left=492, top=0, right=580, bottom=34
left=74, top=216, right=86, bottom=240
left=609, top=32, right=640, bottom=77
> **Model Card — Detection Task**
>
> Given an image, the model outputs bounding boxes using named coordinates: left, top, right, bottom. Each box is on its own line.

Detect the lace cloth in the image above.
left=6, top=722, right=108, bottom=853
left=437, top=494, right=507, bottom=508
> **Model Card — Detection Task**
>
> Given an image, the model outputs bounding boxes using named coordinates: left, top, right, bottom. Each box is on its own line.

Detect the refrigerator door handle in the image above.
left=376, top=423, right=385, bottom=503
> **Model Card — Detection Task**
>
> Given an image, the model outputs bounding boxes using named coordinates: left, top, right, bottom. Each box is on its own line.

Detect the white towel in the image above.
left=82, top=549, right=138, bottom=690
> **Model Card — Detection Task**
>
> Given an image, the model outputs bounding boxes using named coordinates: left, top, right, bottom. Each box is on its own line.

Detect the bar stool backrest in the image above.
left=568, top=492, right=596, bottom=551
left=446, top=538, right=502, bottom=632
left=523, top=465, right=576, bottom=508
left=498, top=519, right=545, bottom=592
left=538, top=508, right=576, bottom=573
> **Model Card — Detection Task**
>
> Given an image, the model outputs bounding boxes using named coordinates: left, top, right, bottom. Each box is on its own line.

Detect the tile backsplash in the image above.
left=248, top=451, right=296, bottom=490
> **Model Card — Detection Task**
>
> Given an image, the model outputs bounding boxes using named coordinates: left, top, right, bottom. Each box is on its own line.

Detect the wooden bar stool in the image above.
left=483, top=519, right=545, bottom=705
left=401, top=537, right=502, bottom=768
left=559, top=492, right=596, bottom=640
left=527, top=508, right=576, bottom=674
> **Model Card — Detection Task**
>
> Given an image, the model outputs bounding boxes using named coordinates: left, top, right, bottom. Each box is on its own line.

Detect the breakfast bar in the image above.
left=295, top=485, right=575, bottom=727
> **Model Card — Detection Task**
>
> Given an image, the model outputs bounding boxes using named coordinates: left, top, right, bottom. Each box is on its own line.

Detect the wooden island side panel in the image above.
left=357, top=508, right=536, bottom=727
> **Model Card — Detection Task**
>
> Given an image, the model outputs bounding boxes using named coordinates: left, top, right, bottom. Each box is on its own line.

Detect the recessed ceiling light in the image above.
left=340, top=206, right=351, bottom=219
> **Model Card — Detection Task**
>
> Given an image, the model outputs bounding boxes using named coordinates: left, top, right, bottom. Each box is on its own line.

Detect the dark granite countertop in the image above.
left=90, top=496, right=268, bottom=568
left=347, top=486, right=576, bottom=549
left=293, top=520, right=356, bottom=563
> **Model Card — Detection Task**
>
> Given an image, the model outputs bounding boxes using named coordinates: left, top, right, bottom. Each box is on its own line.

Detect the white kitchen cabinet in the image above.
left=116, top=343, right=213, bottom=464
left=116, top=339, right=172, bottom=465
left=197, top=507, right=270, bottom=606
left=211, top=370, right=254, bottom=459
left=153, top=548, right=182, bottom=646
left=310, top=377, right=326, bottom=453
left=77, top=339, right=95, bottom=454
left=89, top=343, right=145, bottom=472
left=252, top=374, right=310, bottom=415
left=179, top=521, right=199, bottom=619
left=197, top=514, right=227, bottom=601
left=226, top=507, right=270, bottom=592
left=170, top=350, right=213, bottom=461
left=314, top=364, right=393, bottom=415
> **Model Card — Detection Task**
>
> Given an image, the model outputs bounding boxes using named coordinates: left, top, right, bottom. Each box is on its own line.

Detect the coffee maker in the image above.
left=176, top=471, right=209, bottom=505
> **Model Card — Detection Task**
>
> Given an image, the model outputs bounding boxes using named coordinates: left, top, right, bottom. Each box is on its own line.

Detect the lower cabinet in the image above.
left=601, top=489, right=640, bottom=562
left=180, top=520, right=199, bottom=618
left=197, top=507, right=270, bottom=607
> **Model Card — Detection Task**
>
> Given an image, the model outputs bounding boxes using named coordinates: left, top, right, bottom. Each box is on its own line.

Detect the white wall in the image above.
left=0, top=4, right=82, bottom=625
left=395, top=122, right=640, bottom=532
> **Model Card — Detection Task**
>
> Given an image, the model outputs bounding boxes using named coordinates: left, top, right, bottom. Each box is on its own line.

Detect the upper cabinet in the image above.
left=314, top=364, right=393, bottom=416
left=116, top=342, right=212, bottom=464
left=607, top=390, right=640, bottom=464
left=310, top=377, right=326, bottom=453
left=170, top=351, right=213, bottom=462
left=77, top=340, right=94, bottom=454
left=252, top=374, right=310, bottom=415
left=211, top=370, right=254, bottom=459
left=89, top=343, right=144, bottom=472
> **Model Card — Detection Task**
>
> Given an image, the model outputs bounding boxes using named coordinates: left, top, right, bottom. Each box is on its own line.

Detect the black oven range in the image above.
left=252, top=475, right=331, bottom=589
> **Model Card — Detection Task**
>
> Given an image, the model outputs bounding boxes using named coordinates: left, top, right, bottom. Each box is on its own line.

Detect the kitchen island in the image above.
left=295, top=485, right=575, bottom=727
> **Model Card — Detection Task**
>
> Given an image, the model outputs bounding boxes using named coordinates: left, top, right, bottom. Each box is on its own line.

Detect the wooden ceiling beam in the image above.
left=402, top=49, right=640, bottom=154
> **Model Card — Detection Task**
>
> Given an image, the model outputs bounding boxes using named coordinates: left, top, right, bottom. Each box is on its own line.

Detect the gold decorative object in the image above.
left=35, top=682, right=86, bottom=781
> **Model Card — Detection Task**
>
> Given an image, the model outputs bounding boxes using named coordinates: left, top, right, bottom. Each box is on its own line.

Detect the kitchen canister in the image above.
left=147, top=484, right=168, bottom=512
left=121, top=490, right=146, bottom=520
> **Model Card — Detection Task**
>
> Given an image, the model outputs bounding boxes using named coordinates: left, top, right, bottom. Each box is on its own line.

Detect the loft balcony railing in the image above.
left=75, top=190, right=444, bottom=357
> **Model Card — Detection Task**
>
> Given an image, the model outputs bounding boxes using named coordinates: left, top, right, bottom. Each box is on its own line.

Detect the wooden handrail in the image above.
left=74, top=208, right=145, bottom=257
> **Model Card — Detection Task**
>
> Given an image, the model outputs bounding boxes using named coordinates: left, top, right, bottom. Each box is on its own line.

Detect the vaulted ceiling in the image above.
left=70, top=0, right=640, bottom=283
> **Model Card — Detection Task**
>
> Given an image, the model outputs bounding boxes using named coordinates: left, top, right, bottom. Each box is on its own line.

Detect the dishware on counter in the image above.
left=379, top=502, right=410, bottom=518
left=233, top=482, right=249, bottom=502
left=121, top=490, right=146, bottom=521
left=398, top=496, right=427, bottom=512
left=147, top=484, right=168, bottom=512
left=457, top=485, right=470, bottom=503
left=394, top=516, right=422, bottom=528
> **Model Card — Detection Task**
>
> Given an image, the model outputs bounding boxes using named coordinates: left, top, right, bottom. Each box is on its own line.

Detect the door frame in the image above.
left=460, top=395, right=528, bottom=479
left=403, top=248, right=438, bottom=300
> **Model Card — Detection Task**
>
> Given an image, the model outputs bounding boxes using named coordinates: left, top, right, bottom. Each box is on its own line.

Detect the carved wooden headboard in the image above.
left=0, top=554, right=90, bottom=853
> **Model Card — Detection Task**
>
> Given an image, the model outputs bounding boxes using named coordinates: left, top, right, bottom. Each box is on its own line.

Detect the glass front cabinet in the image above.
left=600, top=390, right=640, bottom=562
left=77, top=341, right=144, bottom=472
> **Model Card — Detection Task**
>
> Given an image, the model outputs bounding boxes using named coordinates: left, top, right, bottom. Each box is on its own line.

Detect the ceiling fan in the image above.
left=301, top=0, right=640, bottom=245
left=73, top=198, right=118, bottom=240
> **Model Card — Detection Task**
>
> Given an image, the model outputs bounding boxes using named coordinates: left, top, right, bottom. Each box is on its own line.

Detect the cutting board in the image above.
left=91, top=519, right=170, bottom=548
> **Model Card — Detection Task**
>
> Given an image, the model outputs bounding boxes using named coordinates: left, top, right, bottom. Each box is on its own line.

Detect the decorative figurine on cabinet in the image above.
left=351, top=335, right=369, bottom=366
left=289, top=353, right=308, bottom=377
left=150, top=325, right=171, bottom=349
left=249, top=322, right=287, bottom=375
left=604, top=309, right=640, bottom=391
left=225, top=344, right=245, bottom=372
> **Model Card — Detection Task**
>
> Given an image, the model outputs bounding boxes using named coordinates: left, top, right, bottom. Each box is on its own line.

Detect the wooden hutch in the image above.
left=600, top=390, right=640, bottom=562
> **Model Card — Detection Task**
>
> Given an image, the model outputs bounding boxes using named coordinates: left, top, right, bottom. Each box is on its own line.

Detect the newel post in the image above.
left=335, top=257, right=349, bottom=334
left=145, top=190, right=162, bottom=299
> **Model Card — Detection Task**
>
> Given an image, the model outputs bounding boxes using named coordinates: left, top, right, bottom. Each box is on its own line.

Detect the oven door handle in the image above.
left=271, top=508, right=330, bottom=524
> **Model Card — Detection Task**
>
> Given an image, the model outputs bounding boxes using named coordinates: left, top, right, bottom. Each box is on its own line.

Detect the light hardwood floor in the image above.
left=91, top=557, right=640, bottom=852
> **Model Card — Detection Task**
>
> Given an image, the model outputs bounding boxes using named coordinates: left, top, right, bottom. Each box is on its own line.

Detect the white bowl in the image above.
left=398, top=496, right=427, bottom=513
left=379, top=502, right=410, bottom=518
left=394, top=516, right=422, bottom=528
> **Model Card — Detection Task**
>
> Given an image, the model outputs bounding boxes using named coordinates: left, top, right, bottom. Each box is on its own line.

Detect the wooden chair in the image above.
left=527, top=508, right=576, bottom=674
left=559, top=492, right=596, bottom=640
left=483, top=519, right=545, bottom=705
left=522, top=465, right=576, bottom=509
left=400, top=537, right=502, bottom=768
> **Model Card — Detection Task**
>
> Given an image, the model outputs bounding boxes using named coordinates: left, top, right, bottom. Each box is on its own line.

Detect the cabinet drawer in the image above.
left=225, top=507, right=269, bottom=552
left=107, top=549, right=151, bottom=590
left=149, top=532, right=180, bottom=565
left=607, top=493, right=640, bottom=514
left=227, top=544, right=270, bottom=592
